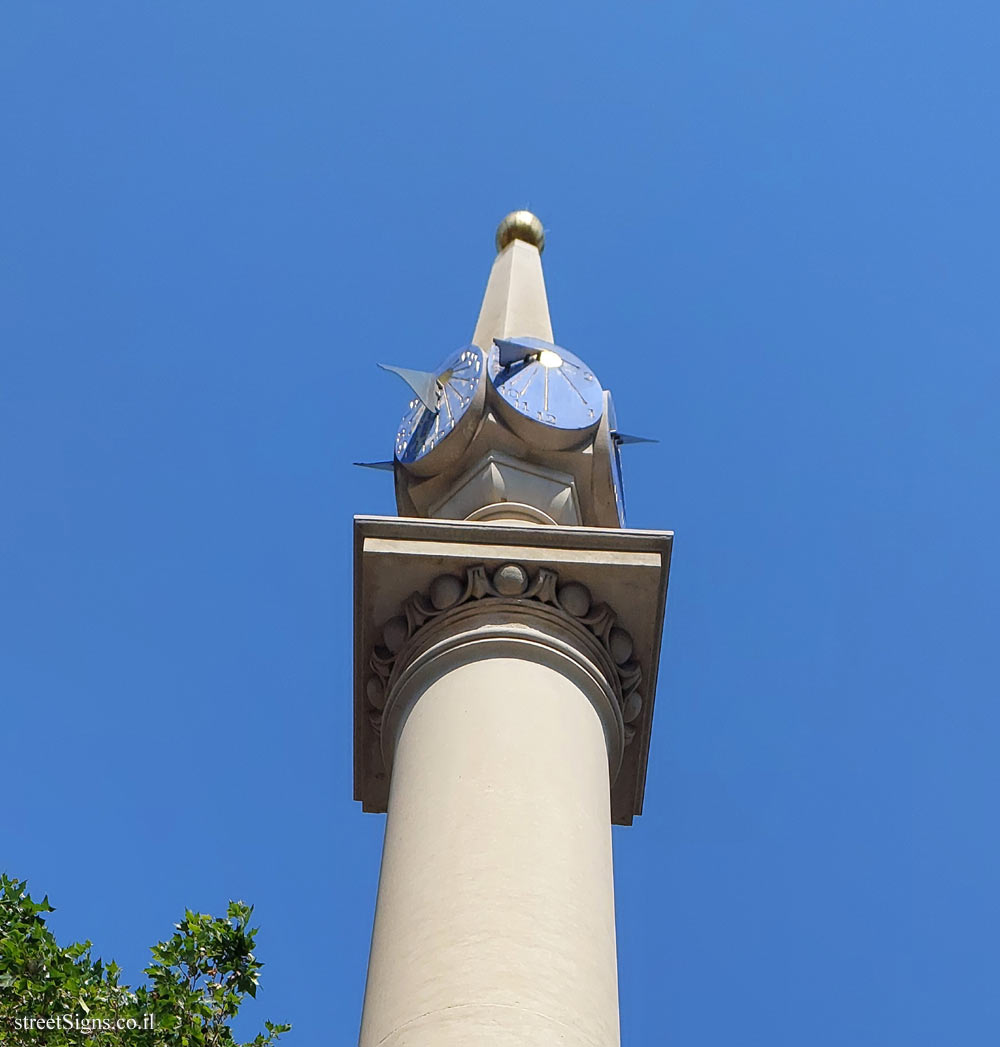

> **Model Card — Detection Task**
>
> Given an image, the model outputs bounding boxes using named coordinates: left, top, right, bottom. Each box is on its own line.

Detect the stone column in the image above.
left=358, top=595, right=624, bottom=1047
left=353, top=517, right=672, bottom=1047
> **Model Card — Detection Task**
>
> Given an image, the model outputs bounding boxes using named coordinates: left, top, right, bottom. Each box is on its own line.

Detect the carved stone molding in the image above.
left=353, top=515, right=672, bottom=825
left=365, top=561, right=645, bottom=750
left=427, top=451, right=583, bottom=525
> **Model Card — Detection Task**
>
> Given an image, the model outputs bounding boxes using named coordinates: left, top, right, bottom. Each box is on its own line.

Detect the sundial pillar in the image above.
left=354, top=213, right=672, bottom=1046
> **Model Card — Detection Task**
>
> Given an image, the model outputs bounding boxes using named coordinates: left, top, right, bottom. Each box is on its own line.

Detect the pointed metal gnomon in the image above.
left=353, top=460, right=395, bottom=471
left=614, top=433, right=658, bottom=446
left=354, top=363, right=442, bottom=471
left=493, top=335, right=566, bottom=368
left=605, top=390, right=657, bottom=447
left=377, top=364, right=440, bottom=413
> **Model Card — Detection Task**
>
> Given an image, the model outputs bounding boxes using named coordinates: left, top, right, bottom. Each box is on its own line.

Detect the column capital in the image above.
left=354, top=516, right=672, bottom=825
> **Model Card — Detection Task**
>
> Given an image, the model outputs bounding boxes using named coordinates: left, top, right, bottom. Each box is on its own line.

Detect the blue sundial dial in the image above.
left=389, top=345, right=485, bottom=471
left=612, top=439, right=627, bottom=527
left=606, top=392, right=628, bottom=526
left=488, top=336, right=604, bottom=449
left=604, top=391, right=658, bottom=527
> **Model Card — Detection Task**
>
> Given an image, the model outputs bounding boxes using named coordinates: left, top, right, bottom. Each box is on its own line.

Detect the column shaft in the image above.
left=359, top=653, right=620, bottom=1047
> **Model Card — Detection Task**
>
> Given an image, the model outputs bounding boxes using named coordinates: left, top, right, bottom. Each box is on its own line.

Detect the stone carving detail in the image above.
left=366, top=562, right=643, bottom=746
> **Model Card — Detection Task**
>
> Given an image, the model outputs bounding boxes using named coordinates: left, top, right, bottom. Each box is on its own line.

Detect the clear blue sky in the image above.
left=2, top=3, right=998, bottom=1044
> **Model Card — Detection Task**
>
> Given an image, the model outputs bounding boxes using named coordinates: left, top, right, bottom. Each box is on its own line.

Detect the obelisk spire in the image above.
left=471, top=210, right=553, bottom=354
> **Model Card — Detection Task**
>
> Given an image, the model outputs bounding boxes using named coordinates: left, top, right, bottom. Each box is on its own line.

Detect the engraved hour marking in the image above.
left=514, top=365, right=539, bottom=398
left=560, top=369, right=590, bottom=406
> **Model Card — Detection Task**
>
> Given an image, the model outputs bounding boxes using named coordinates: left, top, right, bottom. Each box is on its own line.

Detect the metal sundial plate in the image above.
left=487, top=342, right=604, bottom=432
left=605, top=391, right=627, bottom=527
left=395, top=346, right=483, bottom=464
left=612, top=438, right=627, bottom=526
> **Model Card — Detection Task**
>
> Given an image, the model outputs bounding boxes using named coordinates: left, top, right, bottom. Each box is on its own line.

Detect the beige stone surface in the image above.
left=359, top=652, right=619, bottom=1047
left=471, top=237, right=554, bottom=355
left=428, top=450, right=583, bottom=525
left=354, top=515, right=672, bottom=825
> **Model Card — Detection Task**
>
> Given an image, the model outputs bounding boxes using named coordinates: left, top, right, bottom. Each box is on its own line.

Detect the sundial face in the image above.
left=394, top=345, right=484, bottom=465
left=487, top=338, right=604, bottom=436
left=603, top=391, right=629, bottom=527
left=611, top=438, right=627, bottom=526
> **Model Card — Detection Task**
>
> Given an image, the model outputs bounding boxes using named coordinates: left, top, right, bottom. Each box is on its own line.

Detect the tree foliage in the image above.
left=0, top=874, right=290, bottom=1046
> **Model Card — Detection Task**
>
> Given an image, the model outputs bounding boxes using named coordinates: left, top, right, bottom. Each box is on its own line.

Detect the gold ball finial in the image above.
left=495, top=210, right=545, bottom=254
